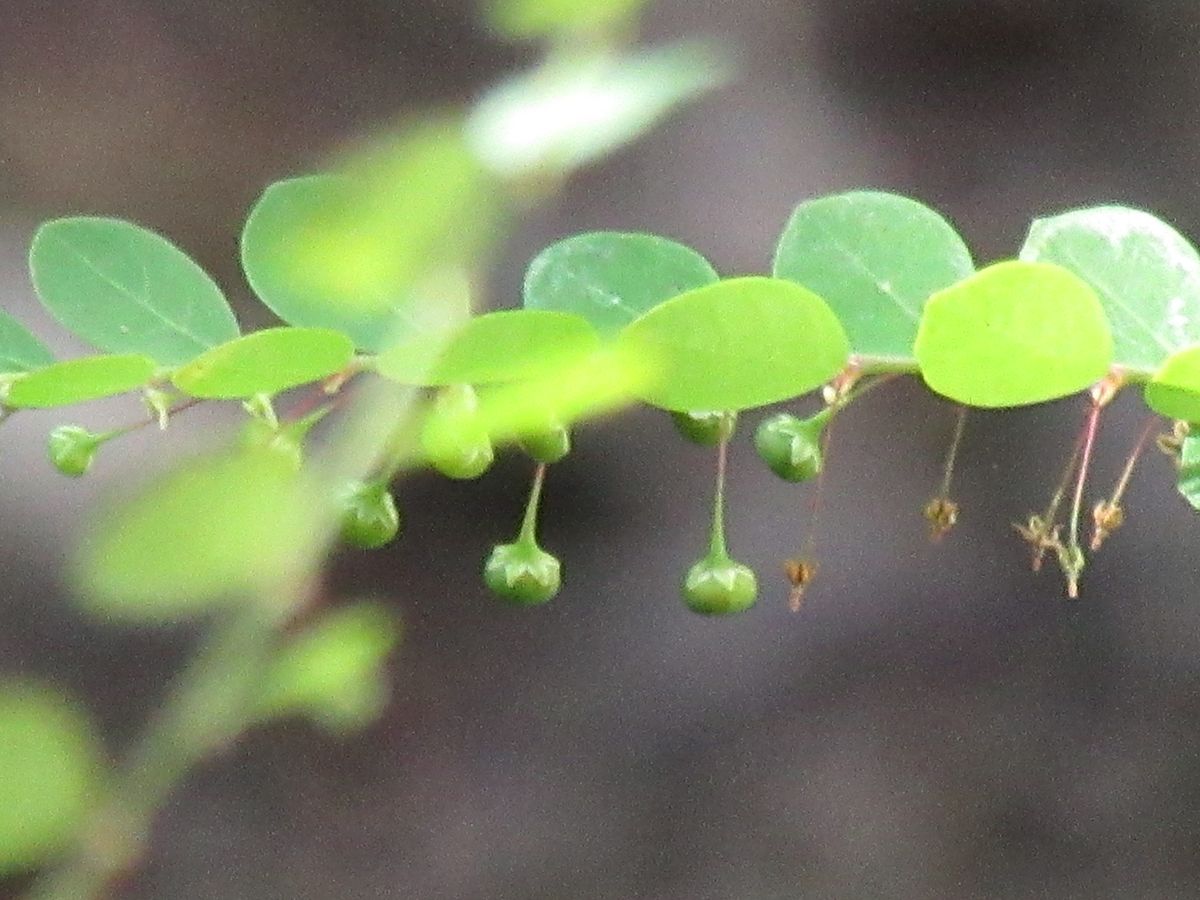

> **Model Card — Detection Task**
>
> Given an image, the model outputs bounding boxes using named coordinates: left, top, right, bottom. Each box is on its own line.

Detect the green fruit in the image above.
left=682, top=555, right=758, bottom=615
left=47, top=426, right=104, bottom=477
left=754, top=412, right=824, bottom=482
left=338, top=481, right=401, bottom=549
left=670, top=410, right=737, bottom=446
left=519, top=423, right=571, bottom=464
left=483, top=541, right=561, bottom=606
left=421, top=384, right=495, bottom=480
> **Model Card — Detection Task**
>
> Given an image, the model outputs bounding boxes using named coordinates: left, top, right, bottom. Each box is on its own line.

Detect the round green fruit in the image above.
left=483, top=541, right=561, bottom=606
left=670, top=410, right=737, bottom=446
left=338, top=481, right=401, bottom=549
left=754, top=413, right=824, bottom=482
left=682, top=555, right=758, bottom=615
left=519, top=423, right=571, bottom=464
left=47, top=426, right=103, bottom=477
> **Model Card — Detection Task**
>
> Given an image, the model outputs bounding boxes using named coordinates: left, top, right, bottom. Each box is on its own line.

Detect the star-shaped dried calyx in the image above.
left=1055, top=541, right=1086, bottom=600
left=923, top=496, right=959, bottom=542
left=1156, top=421, right=1189, bottom=465
left=1090, top=500, right=1124, bottom=551
left=783, top=558, right=817, bottom=612
left=1013, top=514, right=1062, bottom=573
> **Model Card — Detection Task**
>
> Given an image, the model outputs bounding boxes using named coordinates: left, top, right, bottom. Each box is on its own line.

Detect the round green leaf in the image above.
left=1020, top=206, right=1200, bottom=374
left=773, top=191, right=975, bottom=362
left=1145, top=345, right=1200, bottom=422
left=915, top=260, right=1113, bottom=408
left=614, top=277, right=850, bottom=412
left=0, top=683, right=101, bottom=875
left=467, top=41, right=731, bottom=180
left=75, top=449, right=311, bottom=621
left=4, top=354, right=157, bottom=409
left=376, top=310, right=598, bottom=386
left=524, top=232, right=719, bottom=338
left=485, top=0, right=646, bottom=39
left=240, top=125, right=493, bottom=353
left=172, top=327, right=355, bottom=399
left=0, top=309, right=53, bottom=373
left=30, top=218, right=239, bottom=365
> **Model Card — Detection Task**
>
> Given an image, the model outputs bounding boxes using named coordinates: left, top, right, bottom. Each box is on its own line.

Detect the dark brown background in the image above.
left=3, top=1, right=1200, bottom=897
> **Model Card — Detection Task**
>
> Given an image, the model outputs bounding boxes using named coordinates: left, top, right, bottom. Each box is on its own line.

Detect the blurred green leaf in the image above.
left=1178, top=433, right=1200, bottom=510
left=1145, top=345, right=1200, bottom=422
left=3, top=354, right=157, bottom=409
left=1021, top=206, right=1200, bottom=374
left=172, top=327, right=355, bottom=399
left=75, top=449, right=313, bottom=621
left=484, top=0, right=647, bottom=39
left=523, top=232, right=719, bottom=337
left=915, top=261, right=1112, bottom=408
left=376, top=309, right=598, bottom=386
left=614, top=277, right=849, bottom=412
left=256, top=602, right=399, bottom=733
left=30, top=218, right=240, bottom=365
left=0, top=309, right=53, bottom=373
left=0, top=682, right=102, bottom=876
left=240, top=123, right=496, bottom=352
left=467, top=41, right=731, bottom=180
left=773, top=191, right=975, bottom=361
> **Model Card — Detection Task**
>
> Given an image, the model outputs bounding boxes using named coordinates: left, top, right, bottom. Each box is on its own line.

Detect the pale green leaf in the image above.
left=1020, top=206, right=1200, bottom=374
left=523, top=232, right=719, bottom=337
left=30, top=218, right=239, bottom=365
left=1145, top=345, right=1200, bottom=422
left=0, top=309, right=53, bottom=373
left=172, top=327, right=355, bottom=399
left=915, top=261, right=1113, bottom=408
left=3, top=354, right=157, bottom=409
left=614, top=277, right=850, bottom=412
left=773, top=191, right=974, bottom=362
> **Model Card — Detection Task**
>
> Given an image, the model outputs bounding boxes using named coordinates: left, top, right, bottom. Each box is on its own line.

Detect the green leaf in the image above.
left=256, top=602, right=399, bottom=733
left=523, top=232, right=719, bottom=337
left=0, top=309, right=53, bottom=373
left=467, top=41, right=731, bottom=180
left=240, top=123, right=494, bottom=352
left=75, top=449, right=311, bottom=621
left=3, top=354, right=157, bottom=409
left=914, top=261, right=1113, bottom=408
left=376, top=310, right=598, bottom=386
left=484, top=0, right=647, bottom=39
left=172, top=327, right=355, bottom=399
left=0, top=682, right=101, bottom=875
left=1020, top=206, right=1200, bottom=374
left=773, top=191, right=974, bottom=362
left=1178, top=433, right=1200, bottom=510
left=614, top=277, right=850, bottom=412
left=1145, top=345, right=1200, bottom=422
left=30, top=218, right=239, bottom=365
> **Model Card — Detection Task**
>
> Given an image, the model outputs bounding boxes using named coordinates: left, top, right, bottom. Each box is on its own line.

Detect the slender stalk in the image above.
left=938, top=406, right=967, bottom=499
left=1110, top=414, right=1158, bottom=507
left=800, top=413, right=836, bottom=562
left=519, top=463, right=548, bottom=545
left=709, top=436, right=729, bottom=559
left=1068, top=398, right=1103, bottom=552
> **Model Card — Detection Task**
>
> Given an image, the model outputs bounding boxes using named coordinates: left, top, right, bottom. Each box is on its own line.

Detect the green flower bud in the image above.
left=682, top=555, right=758, bottom=615
left=754, top=413, right=825, bottom=482
left=338, top=481, right=401, bottom=549
left=519, top=423, right=571, bottom=464
left=670, top=410, right=737, bottom=446
left=421, top=385, right=495, bottom=480
left=483, top=541, right=561, bottom=606
left=47, top=426, right=104, bottom=477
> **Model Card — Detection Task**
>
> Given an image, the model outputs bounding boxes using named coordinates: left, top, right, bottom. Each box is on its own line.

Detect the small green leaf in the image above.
left=615, top=277, right=850, bottom=412
left=1020, top=206, right=1200, bottom=374
left=1145, top=345, right=1200, bottom=422
left=376, top=310, right=598, bottom=386
left=256, top=603, right=399, bottom=733
left=4, top=354, right=157, bottom=409
left=523, top=232, right=719, bottom=337
left=914, top=260, right=1113, bottom=408
left=30, top=218, right=239, bottom=365
left=0, top=682, right=102, bottom=876
left=484, top=0, right=647, bottom=39
left=1178, top=433, right=1200, bottom=510
left=172, top=327, right=355, bottom=399
left=467, top=42, right=731, bottom=180
left=240, top=123, right=493, bottom=352
left=75, top=449, right=311, bottom=621
left=0, top=309, right=53, bottom=373
left=773, top=191, right=974, bottom=362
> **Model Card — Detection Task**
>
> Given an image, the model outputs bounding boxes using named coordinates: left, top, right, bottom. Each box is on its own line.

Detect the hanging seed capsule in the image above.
left=1090, top=500, right=1124, bottom=550
left=47, top=426, right=105, bottom=477
left=519, top=422, right=571, bottom=464
left=421, top=384, right=494, bottom=480
left=670, top=410, right=737, bottom=447
left=682, top=555, right=758, bottom=615
left=483, top=541, right=561, bottom=606
left=338, top=481, right=401, bottom=549
left=923, top=497, right=959, bottom=542
left=783, top=558, right=817, bottom=612
left=754, top=413, right=825, bottom=482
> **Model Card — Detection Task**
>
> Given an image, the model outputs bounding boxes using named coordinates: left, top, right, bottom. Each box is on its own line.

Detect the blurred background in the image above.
left=4, top=0, right=1200, bottom=897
